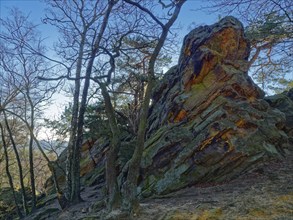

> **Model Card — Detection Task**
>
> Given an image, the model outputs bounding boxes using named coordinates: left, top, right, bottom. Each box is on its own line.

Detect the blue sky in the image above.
left=1, top=0, right=219, bottom=45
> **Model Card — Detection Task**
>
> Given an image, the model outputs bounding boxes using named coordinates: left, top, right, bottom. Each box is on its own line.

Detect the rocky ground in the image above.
left=25, top=151, right=293, bottom=220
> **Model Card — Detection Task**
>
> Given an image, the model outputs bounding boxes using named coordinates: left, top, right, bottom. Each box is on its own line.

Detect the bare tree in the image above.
left=0, top=8, right=57, bottom=212
left=43, top=0, right=122, bottom=205
left=60, top=0, right=186, bottom=212
left=118, top=0, right=186, bottom=212
left=2, top=111, right=29, bottom=215
left=34, top=0, right=185, bottom=213
left=0, top=36, right=29, bottom=214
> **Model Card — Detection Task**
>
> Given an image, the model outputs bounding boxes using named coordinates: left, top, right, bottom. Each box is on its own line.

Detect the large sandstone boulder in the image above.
left=139, top=16, right=290, bottom=196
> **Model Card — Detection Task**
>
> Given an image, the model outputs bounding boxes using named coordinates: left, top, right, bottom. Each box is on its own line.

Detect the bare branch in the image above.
left=123, top=0, right=165, bottom=28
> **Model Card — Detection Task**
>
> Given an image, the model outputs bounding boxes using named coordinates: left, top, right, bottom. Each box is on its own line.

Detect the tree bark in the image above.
left=66, top=34, right=85, bottom=204
left=0, top=122, right=23, bottom=219
left=69, top=51, right=95, bottom=204
left=3, top=111, right=29, bottom=216
left=100, top=83, right=121, bottom=210
left=26, top=93, right=36, bottom=212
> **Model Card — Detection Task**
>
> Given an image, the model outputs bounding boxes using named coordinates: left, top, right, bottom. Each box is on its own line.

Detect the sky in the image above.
left=0, top=0, right=219, bottom=137
left=0, top=0, right=218, bottom=45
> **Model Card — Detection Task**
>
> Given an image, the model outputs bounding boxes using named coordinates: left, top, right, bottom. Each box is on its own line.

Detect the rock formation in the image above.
left=265, top=89, right=293, bottom=143
left=45, top=17, right=292, bottom=199
left=139, top=16, right=290, bottom=196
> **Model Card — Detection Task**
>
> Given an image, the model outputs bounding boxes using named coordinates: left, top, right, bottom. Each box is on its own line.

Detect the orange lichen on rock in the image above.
left=183, top=29, right=245, bottom=91
left=218, top=28, right=238, bottom=58
left=183, top=52, right=218, bottom=91
left=229, top=153, right=247, bottom=162
left=236, top=119, right=246, bottom=128
left=197, top=128, right=235, bottom=152
left=174, top=109, right=188, bottom=122
left=198, top=136, right=216, bottom=151
left=236, top=119, right=257, bottom=130
left=206, top=27, right=248, bottom=60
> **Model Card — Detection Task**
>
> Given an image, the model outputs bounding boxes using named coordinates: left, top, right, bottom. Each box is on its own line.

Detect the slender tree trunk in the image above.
left=69, top=47, right=97, bottom=204
left=47, top=161, right=68, bottom=209
left=31, top=131, right=67, bottom=209
left=68, top=0, right=116, bottom=204
left=100, top=83, right=121, bottom=210
left=3, top=111, right=29, bottom=215
left=122, top=76, right=155, bottom=212
left=69, top=56, right=95, bottom=204
left=27, top=95, right=36, bottom=212
left=28, top=129, right=36, bottom=211
left=0, top=122, right=23, bottom=219
left=122, top=0, right=186, bottom=212
left=4, top=108, right=67, bottom=209
left=66, top=34, right=85, bottom=203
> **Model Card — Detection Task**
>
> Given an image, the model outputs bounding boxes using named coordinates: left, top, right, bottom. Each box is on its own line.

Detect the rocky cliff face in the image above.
left=45, top=17, right=292, bottom=198
left=139, top=16, right=291, bottom=196
left=265, top=89, right=293, bottom=143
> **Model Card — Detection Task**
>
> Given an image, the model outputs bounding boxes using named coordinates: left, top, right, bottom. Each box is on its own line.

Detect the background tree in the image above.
left=0, top=122, right=23, bottom=219
left=2, top=112, right=29, bottom=215
left=0, top=8, right=57, bottom=213
left=0, top=45, right=29, bottom=215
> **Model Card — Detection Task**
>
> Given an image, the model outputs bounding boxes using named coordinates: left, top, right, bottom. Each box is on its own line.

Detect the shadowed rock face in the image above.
left=265, top=89, right=293, bottom=143
left=139, top=16, right=291, bottom=197
left=45, top=17, right=292, bottom=198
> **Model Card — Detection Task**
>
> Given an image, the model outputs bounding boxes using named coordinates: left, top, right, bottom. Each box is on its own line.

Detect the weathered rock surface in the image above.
left=139, top=16, right=291, bottom=196
left=265, top=88, right=293, bottom=143
left=45, top=17, right=292, bottom=199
